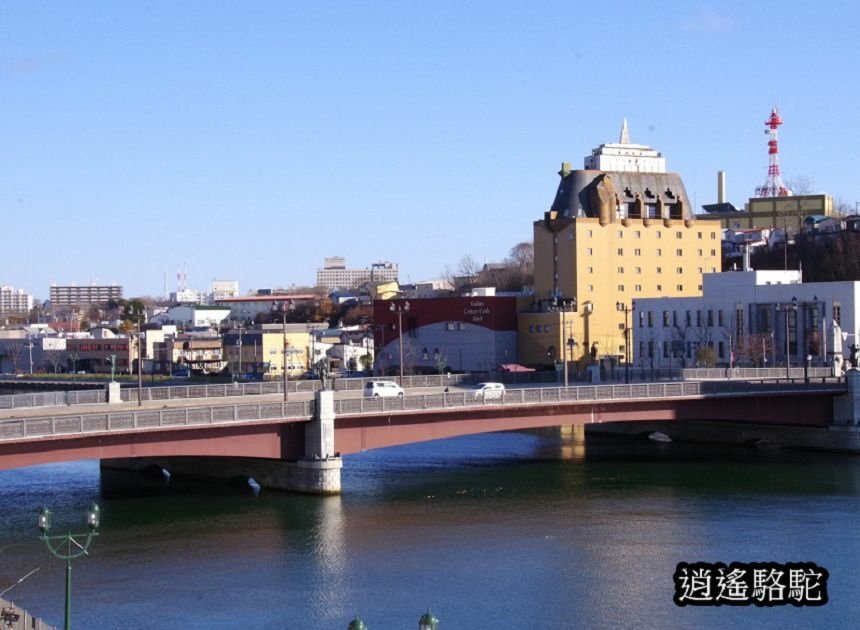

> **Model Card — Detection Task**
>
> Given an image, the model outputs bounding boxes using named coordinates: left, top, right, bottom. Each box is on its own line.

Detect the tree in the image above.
left=43, top=349, right=67, bottom=373
left=507, top=241, right=534, bottom=276
left=4, top=341, right=24, bottom=373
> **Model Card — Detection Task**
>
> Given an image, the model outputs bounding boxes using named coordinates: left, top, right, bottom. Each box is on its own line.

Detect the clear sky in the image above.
left=3, top=1, right=859, bottom=300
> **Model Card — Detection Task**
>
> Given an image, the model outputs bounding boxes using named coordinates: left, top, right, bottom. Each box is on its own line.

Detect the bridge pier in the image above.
left=100, top=390, right=343, bottom=494
left=833, top=370, right=860, bottom=426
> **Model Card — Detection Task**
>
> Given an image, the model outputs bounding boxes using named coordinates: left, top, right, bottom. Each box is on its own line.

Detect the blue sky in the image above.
left=2, top=1, right=859, bottom=300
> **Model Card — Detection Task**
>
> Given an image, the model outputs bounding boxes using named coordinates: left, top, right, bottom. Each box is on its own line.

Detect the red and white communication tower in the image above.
left=755, top=107, right=791, bottom=197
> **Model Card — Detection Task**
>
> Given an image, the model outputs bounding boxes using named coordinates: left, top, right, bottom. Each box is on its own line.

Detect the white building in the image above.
left=210, top=280, right=239, bottom=301
left=315, top=257, right=398, bottom=290
left=151, top=305, right=230, bottom=329
left=170, top=289, right=204, bottom=304
left=633, top=270, right=858, bottom=369
left=583, top=118, right=667, bottom=173
left=0, top=285, right=34, bottom=315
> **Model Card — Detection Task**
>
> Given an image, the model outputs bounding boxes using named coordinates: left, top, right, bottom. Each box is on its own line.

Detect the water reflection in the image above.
left=1, top=430, right=860, bottom=628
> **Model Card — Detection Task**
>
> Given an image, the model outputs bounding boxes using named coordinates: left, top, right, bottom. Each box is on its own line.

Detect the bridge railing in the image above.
left=1, top=378, right=846, bottom=443
left=0, top=399, right=315, bottom=442
left=0, top=389, right=106, bottom=409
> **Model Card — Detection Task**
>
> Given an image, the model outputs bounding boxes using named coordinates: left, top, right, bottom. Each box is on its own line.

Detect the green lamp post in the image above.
left=38, top=504, right=101, bottom=630
left=419, top=609, right=440, bottom=629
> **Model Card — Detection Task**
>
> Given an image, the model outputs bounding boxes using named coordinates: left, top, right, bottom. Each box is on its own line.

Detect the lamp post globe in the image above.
left=347, top=615, right=367, bottom=630
left=418, top=609, right=440, bottom=630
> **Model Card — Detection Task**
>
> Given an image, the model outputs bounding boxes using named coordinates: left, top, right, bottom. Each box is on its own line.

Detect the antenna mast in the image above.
left=755, top=107, right=791, bottom=197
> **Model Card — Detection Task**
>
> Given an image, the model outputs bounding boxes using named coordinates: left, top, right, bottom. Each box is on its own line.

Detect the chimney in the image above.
left=718, top=171, right=726, bottom=204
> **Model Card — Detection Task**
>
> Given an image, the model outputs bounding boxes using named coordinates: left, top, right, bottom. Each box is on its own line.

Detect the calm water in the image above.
left=1, top=430, right=859, bottom=629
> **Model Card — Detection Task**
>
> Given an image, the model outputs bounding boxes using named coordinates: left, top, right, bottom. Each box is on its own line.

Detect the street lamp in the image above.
left=106, top=354, right=116, bottom=382
left=616, top=301, right=634, bottom=384
left=565, top=336, right=578, bottom=387
left=776, top=297, right=799, bottom=378
left=390, top=300, right=410, bottom=383
left=69, top=353, right=79, bottom=383
left=38, top=504, right=101, bottom=630
left=551, top=297, right=577, bottom=387
left=418, top=609, right=440, bottom=630
left=274, top=302, right=289, bottom=402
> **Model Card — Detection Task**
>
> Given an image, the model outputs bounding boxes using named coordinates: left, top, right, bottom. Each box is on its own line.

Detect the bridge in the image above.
left=0, top=375, right=856, bottom=493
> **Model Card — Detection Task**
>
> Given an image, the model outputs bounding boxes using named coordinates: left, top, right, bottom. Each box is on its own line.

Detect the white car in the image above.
left=363, top=380, right=405, bottom=398
left=473, top=382, right=506, bottom=400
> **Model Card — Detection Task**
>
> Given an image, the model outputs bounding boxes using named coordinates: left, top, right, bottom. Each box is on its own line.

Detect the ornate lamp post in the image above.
left=347, top=615, right=367, bottom=630
left=390, top=301, right=410, bottom=383
left=776, top=297, right=798, bottom=378
left=616, top=301, right=634, bottom=384
left=105, top=355, right=116, bottom=382
left=418, top=609, right=440, bottom=629
left=274, top=302, right=289, bottom=402
left=38, top=504, right=101, bottom=630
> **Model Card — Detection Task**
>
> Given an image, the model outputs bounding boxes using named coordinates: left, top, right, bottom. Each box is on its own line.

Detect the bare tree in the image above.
left=506, top=242, right=534, bottom=275
left=43, top=349, right=67, bottom=374
left=4, top=341, right=24, bottom=373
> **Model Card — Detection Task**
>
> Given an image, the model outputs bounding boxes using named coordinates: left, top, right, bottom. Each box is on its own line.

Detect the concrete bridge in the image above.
left=1, top=376, right=858, bottom=493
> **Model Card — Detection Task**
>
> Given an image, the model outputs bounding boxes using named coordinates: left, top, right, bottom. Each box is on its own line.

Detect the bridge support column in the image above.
left=100, top=390, right=343, bottom=494
left=833, top=370, right=860, bottom=426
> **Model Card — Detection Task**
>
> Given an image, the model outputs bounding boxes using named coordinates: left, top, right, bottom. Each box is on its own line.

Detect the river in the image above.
left=1, top=429, right=858, bottom=629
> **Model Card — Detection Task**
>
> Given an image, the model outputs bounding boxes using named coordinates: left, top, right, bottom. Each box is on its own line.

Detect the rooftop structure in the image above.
left=583, top=118, right=667, bottom=173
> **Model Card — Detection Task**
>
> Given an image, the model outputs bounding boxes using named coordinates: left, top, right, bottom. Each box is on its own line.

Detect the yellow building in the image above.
left=521, top=122, right=717, bottom=369
left=702, top=193, right=834, bottom=230
left=224, top=325, right=310, bottom=378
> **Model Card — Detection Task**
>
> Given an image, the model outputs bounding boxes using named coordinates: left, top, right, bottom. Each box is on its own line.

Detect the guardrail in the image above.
left=0, top=379, right=845, bottom=444
left=4, top=368, right=841, bottom=412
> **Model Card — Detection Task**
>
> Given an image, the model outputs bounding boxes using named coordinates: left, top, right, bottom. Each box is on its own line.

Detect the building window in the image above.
left=676, top=267, right=683, bottom=274
left=587, top=248, right=593, bottom=256
left=676, top=231, right=682, bottom=239
left=587, top=229, right=593, bottom=237
left=656, top=232, right=662, bottom=239
left=696, top=311, right=702, bottom=326
left=617, top=230, right=623, bottom=238
left=711, top=249, right=717, bottom=256
left=711, top=232, right=717, bottom=239
left=634, top=248, right=641, bottom=256
left=677, top=284, right=683, bottom=291
left=617, top=267, right=624, bottom=274
left=718, top=310, right=725, bottom=327
left=528, top=325, right=534, bottom=333
left=635, top=231, right=641, bottom=238
left=656, top=267, right=662, bottom=274
left=647, top=311, right=654, bottom=327
left=587, top=266, right=593, bottom=274
left=587, top=285, right=594, bottom=292
left=635, top=267, right=642, bottom=274
left=697, top=249, right=703, bottom=256
left=656, top=249, right=662, bottom=256
left=834, top=302, right=842, bottom=326
left=663, top=311, right=670, bottom=327
left=656, top=284, right=663, bottom=292
left=718, top=341, right=725, bottom=358
left=618, top=285, right=625, bottom=292
left=635, top=284, right=642, bottom=292
left=639, top=311, right=645, bottom=327
left=617, top=248, right=624, bottom=256
left=698, top=232, right=703, bottom=239
left=543, top=325, right=550, bottom=332
left=707, top=310, right=714, bottom=327
left=676, top=249, right=683, bottom=256
left=673, top=311, right=678, bottom=327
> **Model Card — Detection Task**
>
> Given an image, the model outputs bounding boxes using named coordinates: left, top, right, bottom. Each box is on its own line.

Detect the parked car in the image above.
left=363, top=380, right=405, bottom=398
left=473, top=382, right=506, bottom=400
